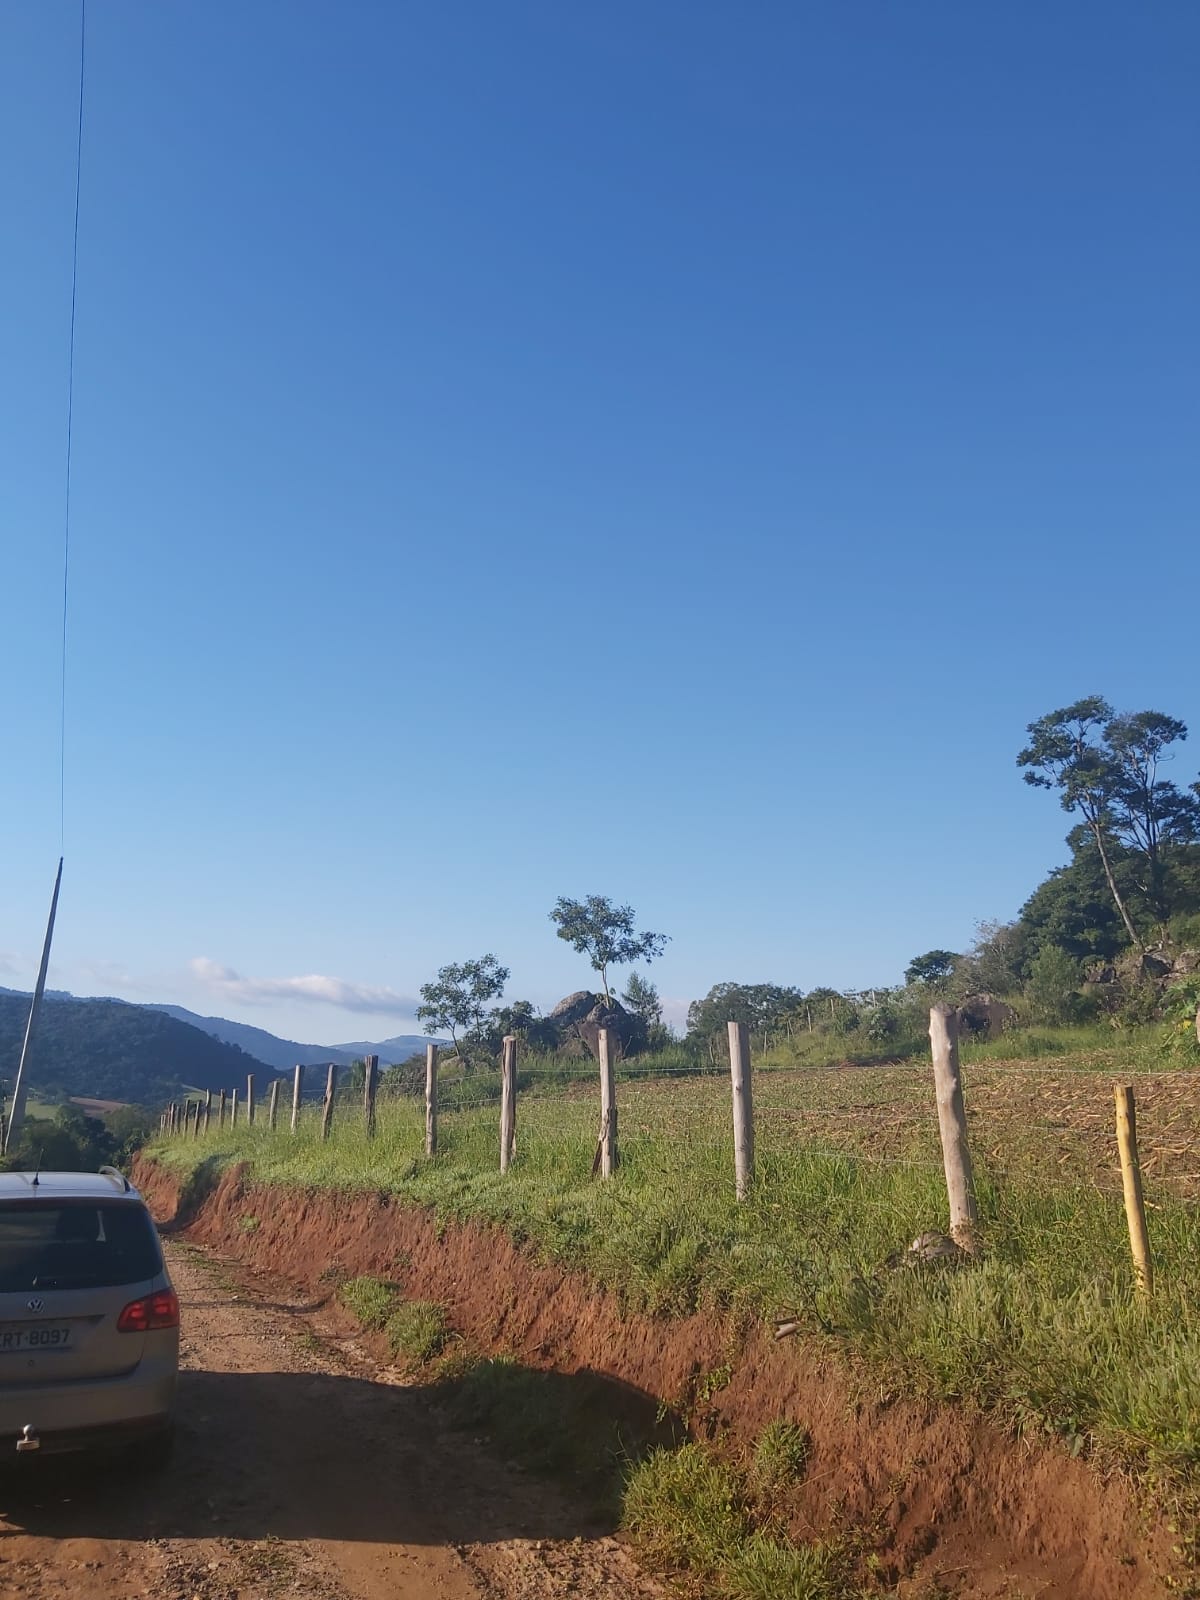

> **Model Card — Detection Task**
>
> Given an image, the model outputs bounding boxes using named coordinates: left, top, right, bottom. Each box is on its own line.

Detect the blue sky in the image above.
left=3, top=2, right=1198, bottom=1042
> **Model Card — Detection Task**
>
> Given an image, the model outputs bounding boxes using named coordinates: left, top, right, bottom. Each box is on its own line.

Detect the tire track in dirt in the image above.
left=0, top=1239, right=663, bottom=1600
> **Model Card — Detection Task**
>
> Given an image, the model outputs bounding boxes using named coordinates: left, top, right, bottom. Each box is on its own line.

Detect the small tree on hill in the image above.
left=417, top=955, right=509, bottom=1071
left=904, top=950, right=959, bottom=990
left=965, top=921, right=1026, bottom=996
left=622, top=972, right=663, bottom=1027
left=550, top=895, right=668, bottom=1004
left=1026, top=945, right=1083, bottom=1025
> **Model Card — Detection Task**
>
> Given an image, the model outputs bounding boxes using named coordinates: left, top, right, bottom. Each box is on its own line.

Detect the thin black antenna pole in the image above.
left=5, top=859, right=64, bottom=1153
left=61, top=0, right=87, bottom=851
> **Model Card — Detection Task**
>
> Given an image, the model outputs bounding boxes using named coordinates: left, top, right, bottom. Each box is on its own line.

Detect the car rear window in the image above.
left=0, top=1201, right=162, bottom=1291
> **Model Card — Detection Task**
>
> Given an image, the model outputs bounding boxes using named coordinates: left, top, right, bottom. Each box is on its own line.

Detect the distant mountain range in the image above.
left=146, top=1005, right=435, bottom=1071
left=0, top=990, right=274, bottom=1108
left=0, top=987, right=440, bottom=1109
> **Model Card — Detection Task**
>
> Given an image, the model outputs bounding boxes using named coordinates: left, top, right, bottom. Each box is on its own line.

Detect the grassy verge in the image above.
left=625, top=1443, right=852, bottom=1599
left=148, top=1055, right=1200, bottom=1481
left=335, top=1281, right=853, bottom=1597
left=339, top=1276, right=449, bottom=1365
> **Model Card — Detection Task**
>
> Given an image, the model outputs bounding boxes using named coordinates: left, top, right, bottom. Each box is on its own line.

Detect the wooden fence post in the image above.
left=321, top=1064, right=336, bottom=1141
left=231, top=1088, right=239, bottom=1129
left=597, top=1026, right=618, bottom=1177
left=204, top=1088, right=212, bottom=1134
left=363, top=1054, right=379, bottom=1138
left=500, top=1035, right=517, bottom=1173
left=193, top=1098, right=202, bottom=1140
left=728, top=1020, right=754, bottom=1201
left=268, top=1077, right=280, bottom=1131
left=218, top=1088, right=227, bottom=1129
left=246, top=1074, right=255, bottom=1125
left=1115, top=1083, right=1153, bottom=1297
left=929, top=1005, right=978, bottom=1247
left=425, top=1043, right=438, bottom=1157
left=291, top=1064, right=303, bottom=1134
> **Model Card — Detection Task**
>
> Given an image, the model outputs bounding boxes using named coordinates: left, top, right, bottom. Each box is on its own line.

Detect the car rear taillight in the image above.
left=117, top=1289, right=179, bottom=1332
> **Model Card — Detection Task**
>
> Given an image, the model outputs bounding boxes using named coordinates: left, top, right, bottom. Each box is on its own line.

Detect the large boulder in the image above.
left=547, top=991, right=599, bottom=1029
left=546, top=991, right=645, bottom=1059
left=956, top=993, right=1017, bottom=1039
left=575, top=999, right=645, bottom=1061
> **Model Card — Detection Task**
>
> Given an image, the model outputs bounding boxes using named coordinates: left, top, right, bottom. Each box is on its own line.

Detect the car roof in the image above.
left=0, top=1170, right=142, bottom=1202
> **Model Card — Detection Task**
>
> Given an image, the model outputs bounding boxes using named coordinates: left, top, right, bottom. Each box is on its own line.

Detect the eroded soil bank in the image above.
left=135, top=1156, right=1183, bottom=1600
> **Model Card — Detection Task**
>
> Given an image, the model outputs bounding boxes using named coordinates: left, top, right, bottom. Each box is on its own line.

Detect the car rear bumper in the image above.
left=0, top=1351, right=177, bottom=1453
left=2, top=1412, right=173, bottom=1457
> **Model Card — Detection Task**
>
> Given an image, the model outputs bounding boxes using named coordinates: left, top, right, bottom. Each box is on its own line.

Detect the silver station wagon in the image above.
left=0, top=1169, right=178, bottom=1460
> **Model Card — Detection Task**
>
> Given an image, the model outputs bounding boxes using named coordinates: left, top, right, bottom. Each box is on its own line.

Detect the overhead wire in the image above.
left=60, top=0, right=87, bottom=851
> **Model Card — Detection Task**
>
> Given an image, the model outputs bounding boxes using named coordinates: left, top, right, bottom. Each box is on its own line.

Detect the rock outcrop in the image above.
left=546, top=991, right=645, bottom=1059
left=955, top=993, right=1017, bottom=1039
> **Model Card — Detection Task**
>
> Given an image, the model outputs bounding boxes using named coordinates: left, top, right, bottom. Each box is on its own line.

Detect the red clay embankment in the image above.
left=136, top=1156, right=1182, bottom=1600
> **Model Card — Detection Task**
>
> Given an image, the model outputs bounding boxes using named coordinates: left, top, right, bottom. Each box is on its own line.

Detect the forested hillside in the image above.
left=0, top=993, right=273, bottom=1108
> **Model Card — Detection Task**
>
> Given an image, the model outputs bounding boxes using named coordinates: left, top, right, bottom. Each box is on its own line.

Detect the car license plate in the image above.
left=0, top=1324, right=72, bottom=1352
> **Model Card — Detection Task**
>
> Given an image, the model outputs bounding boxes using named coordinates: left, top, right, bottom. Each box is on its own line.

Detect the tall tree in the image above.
left=416, top=955, right=509, bottom=1070
left=549, top=895, right=668, bottom=1003
left=1018, top=697, right=1143, bottom=950
left=1020, top=698, right=1200, bottom=947
left=1104, top=711, right=1200, bottom=926
left=1018, top=833, right=1136, bottom=965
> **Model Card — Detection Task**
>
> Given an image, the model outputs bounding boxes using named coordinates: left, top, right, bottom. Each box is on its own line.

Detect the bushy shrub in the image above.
left=1026, top=946, right=1084, bottom=1025
left=1162, top=977, right=1200, bottom=1061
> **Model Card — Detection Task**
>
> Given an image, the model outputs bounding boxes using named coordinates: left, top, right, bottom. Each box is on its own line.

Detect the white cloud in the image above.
left=660, top=996, right=693, bottom=1034
left=76, top=958, right=139, bottom=991
left=189, top=958, right=418, bottom=1017
left=0, top=952, right=18, bottom=978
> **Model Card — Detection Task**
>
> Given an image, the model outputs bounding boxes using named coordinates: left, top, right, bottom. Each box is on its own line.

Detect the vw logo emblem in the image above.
left=26, top=1297, right=44, bottom=1313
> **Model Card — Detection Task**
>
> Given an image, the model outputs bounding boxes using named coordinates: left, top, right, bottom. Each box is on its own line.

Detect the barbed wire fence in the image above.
left=159, top=1004, right=1200, bottom=1293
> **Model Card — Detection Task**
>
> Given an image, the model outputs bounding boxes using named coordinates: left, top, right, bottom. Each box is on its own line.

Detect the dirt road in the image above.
left=0, top=1240, right=662, bottom=1600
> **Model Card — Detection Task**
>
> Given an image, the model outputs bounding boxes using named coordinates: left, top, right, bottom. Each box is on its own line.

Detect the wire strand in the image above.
left=60, top=0, right=87, bottom=852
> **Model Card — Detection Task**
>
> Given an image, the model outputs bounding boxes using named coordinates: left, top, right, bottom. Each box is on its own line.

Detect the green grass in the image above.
left=338, top=1275, right=449, bottom=1365
left=432, top=1351, right=847, bottom=1592
left=148, top=1048, right=1200, bottom=1481
left=751, top=1420, right=813, bottom=1502
left=339, top=1274, right=397, bottom=1331
left=385, top=1300, right=448, bottom=1364
left=624, top=1442, right=849, bottom=1599
left=960, top=1022, right=1168, bottom=1067
left=441, top=1355, right=630, bottom=1498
